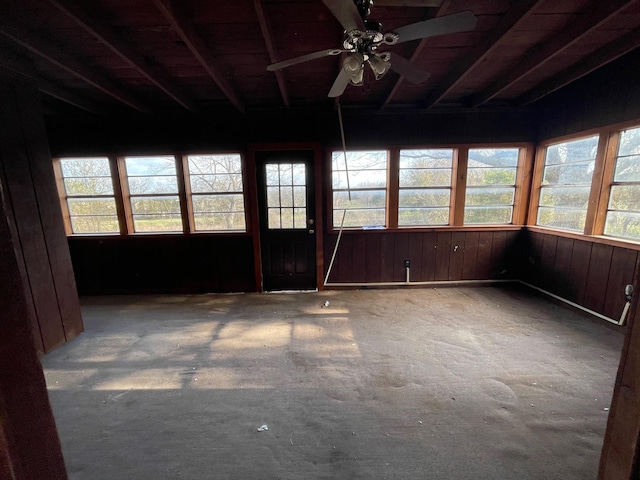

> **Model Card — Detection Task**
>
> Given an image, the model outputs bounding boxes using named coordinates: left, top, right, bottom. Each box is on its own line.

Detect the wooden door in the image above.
left=256, top=150, right=317, bottom=291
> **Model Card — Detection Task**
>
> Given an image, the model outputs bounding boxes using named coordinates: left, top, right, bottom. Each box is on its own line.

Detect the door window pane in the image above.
left=266, top=162, right=307, bottom=229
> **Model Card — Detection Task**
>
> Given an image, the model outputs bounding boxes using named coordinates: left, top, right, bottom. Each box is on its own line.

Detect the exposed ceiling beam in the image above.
left=516, top=27, right=640, bottom=106
left=469, top=0, right=636, bottom=107
left=424, top=0, right=542, bottom=108
left=0, top=48, right=106, bottom=115
left=1, top=48, right=104, bottom=115
left=254, top=0, right=289, bottom=107
left=0, top=18, right=150, bottom=113
left=48, top=0, right=197, bottom=112
left=381, top=0, right=452, bottom=107
left=152, top=0, right=244, bottom=113
left=375, top=1, right=442, bottom=5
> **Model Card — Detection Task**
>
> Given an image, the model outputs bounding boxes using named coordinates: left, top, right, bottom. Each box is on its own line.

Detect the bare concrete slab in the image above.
left=42, top=286, right=624, bottom=479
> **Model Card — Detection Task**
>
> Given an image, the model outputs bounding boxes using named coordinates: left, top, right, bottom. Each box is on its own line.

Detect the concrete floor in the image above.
left=42, top=286, right=624, bottom=479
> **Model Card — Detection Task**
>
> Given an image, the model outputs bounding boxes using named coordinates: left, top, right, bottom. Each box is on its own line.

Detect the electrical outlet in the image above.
left=404, top=259, right=410, bottom=268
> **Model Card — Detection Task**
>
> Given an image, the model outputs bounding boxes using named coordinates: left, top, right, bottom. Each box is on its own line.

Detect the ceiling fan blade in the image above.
left=375, top=0, right=442, bottom=5
left=388, top=53, right=430, bottom=84
left=323, top=0, right=366, bottom=32
left=328, top=68, right=352, bottom=98
left=393, top=11, right=477, bottom=44
left=267, top=49, right=345, bottom=71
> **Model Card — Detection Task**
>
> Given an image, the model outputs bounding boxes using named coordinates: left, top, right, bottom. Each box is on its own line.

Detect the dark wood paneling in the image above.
left=420, top=232, right=437, bottom=282
left=462, top=231, right=479, bottom=280
left=449, top=231, right=466, bottom=281
left=407, top=233, right=423, bottom=281
left=475, top=232, right=494, bottom=279
left=69, top=235, right=256, bottom=294
left=0, top=79, right=81, bottom=353
left=604, top=247, right=638, bottom=320
left=552, top=237, right=574, bottom=299
left=540, top=234, right=558, bottom=288
left=365, top=233, right=382, bottom=282
left=567, top=240, right=592, bottom=305
left=0, top=170, right=67, bottom=479
left=380, top=234, right=395, bottom=282
left=584, top=243, right=614, bottom=313
left=391, top=232, right=408, bottom=282
left=435, top=232, right=452, bottom=281
left=16, top=82, right=83, bottom=341
left=490, top=231, right=508, bottom=278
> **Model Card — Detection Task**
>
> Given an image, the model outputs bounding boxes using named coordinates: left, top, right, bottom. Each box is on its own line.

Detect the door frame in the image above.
left=247, top=143, right=324, bottom=292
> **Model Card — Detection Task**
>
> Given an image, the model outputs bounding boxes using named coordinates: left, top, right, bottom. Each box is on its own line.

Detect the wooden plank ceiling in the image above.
left=0, top=0, right=639, bottom=117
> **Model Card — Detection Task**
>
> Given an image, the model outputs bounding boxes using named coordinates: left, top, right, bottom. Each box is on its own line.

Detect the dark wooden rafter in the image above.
left=152, top=0, right=244, bottom=113
left=0, top=18, right=150, bottom=113
left=254, top=0, right=289, bottom=107
left=469, top=0, right=637, bottom=107
left=0, top=47, right=106, bottom=114
left=48, top=0, right=198, bottom=112
left=381, top=0, right=452, bottom=107
left=516, top=27, right=640, bottom=106
left=424, top=0, right=543, bottom=108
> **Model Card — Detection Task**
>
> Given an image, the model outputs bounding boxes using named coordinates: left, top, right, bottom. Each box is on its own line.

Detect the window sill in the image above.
left=525, top=225, right=640, bottom=251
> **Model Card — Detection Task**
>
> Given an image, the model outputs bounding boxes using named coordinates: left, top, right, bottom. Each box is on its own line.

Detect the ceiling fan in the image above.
left=266, top=0, right=477, bottom=97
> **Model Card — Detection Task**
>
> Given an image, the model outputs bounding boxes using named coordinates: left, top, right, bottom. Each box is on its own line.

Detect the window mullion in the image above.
left=388, top=148, right=399, bottom=229
left=451, top=148, right=468, bottom=226
left=584, top=130, right=610, bottom=235
left=175, top=154, right=191, bottom=234
left=593, top=131, right=620, bottom=236
left=115, top=156, right=133, bottom=234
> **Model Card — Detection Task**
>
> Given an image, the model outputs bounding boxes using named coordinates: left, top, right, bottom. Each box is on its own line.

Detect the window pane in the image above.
left=539, top=186, right=590, bottom=208
left=190, top=174, right=243, bottom=193
left=542, top=161, right=594, bottom=185
left=399, top=208, right=449, bottom=226
left=467, top=168, right=516, bottom=186
left=268, top=208, right=281, bottom=229
left=608, top=185, right=640, bottom=212
left=130, top=196, right=180, bottom=215
left=341, top=209, right=386, bottom=228
left=537, top=206, right=587, bottom=231
left=60, top=157, right=111, bottom=177
left=400, top=149, right=453, bottom=169
left=70, top=216, right=119, bottom=234
left=468, top=148, right=519, bottom=167
left=545, top=136, right=599, bottom=165
left=64, top=177, right=113, bottom=196
left=464, top=206, right=513, bottom=224
left=192, top=194, right=244, bottom=213
left=604, top=211, right=640, bottom=240
left=333, top=190, right=386, bottom=209
left=125, top=156, right=176, bottom=176
left=194, top=213, right=245, bottom=231
left=133, top=215, right=183, bottom=232
left=465, top=187, right=515, bottom=206
left=399, top=189, right=450, bottom=208
left=68, top=198, right=117, bottom=216
left=188, top=154, right=242, bottom=176
left=613, top=155, right=640, bottom=182
left=618, top=127, right=640, bottom=157
left=128, top=175, right=178, bottom=194
left=399, top=168, right=451, bottom=187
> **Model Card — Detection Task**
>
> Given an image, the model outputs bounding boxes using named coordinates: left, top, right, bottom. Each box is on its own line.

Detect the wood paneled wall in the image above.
left=69, top=235, right=256, bottom=295
left=0, top=161, right=68, bottom=479
left=0, top=76, right=83, bottom=354
left=520, top=230, right=639, bottom=321
left=323, top=230, right=521, bottom=284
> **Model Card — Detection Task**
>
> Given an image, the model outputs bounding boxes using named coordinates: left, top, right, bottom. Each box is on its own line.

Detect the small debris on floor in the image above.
left=257, top=424, right=269, bottom=432
left=322, top=301, right=330, bottom=308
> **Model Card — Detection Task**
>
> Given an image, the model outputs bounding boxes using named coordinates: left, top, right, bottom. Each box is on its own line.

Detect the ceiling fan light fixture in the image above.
left=343, top=53, right=364, bottom=76
left=368, top=54, right=390, bottom=80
